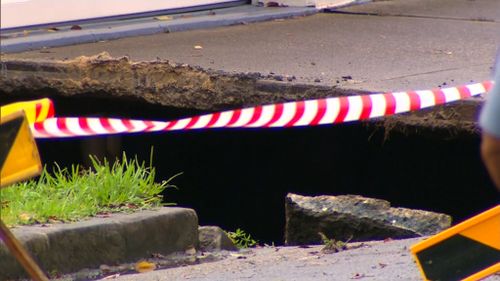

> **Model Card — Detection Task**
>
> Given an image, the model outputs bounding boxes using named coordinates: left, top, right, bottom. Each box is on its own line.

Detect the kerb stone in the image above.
left=0, top=207, right=198, bottom=280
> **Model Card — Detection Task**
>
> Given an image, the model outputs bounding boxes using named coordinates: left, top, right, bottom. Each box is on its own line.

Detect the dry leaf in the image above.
left=134, top=261, right=156, bottom=273
left=46, top=27, right=59, bottom=32
left=70, top=25, right=82, bottom=30
left=23, top=30, right=30, bottom=36
left=18, top=213, right=32, bottom=223
left=154, top=15, right=173, bottom=21
left=230, top=253, right=246, bottom=258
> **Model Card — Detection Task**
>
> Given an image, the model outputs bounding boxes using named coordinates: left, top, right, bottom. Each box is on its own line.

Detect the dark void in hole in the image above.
left=13, top=96, right=499, bottom=245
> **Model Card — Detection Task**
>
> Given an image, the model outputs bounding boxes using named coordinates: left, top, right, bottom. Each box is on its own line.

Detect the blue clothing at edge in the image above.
left=480, top=56, right=500, bottom=138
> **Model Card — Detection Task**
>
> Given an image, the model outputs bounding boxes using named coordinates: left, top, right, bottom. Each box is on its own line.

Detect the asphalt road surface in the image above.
left=105, top=237, right=500, bottom=281
left=5, top=0, right=500, bottom=93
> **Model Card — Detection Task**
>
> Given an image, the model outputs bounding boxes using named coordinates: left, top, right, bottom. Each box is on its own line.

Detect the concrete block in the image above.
left=0, top=207, right=198, bottom=280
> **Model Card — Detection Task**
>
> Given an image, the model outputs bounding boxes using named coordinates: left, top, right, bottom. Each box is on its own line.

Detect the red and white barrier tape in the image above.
left=31, top=81, right=494, bottom=139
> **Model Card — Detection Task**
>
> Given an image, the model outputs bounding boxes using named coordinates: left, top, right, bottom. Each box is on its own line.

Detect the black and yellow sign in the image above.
left=0, top=110, right=42, bottom=188
left=411, top=205, right=500, bottom=281
left=0, top=109, right=48, bottom=281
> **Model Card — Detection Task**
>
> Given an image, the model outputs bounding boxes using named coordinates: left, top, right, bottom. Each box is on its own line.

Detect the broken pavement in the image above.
left=2, top=0, right=499, bottom=137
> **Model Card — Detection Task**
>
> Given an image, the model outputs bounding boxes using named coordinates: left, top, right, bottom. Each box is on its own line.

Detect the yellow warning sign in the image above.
left=411, top=205, right=500, bottom=281
left=0, top=98, right=53, bottom=124
left=0, top=111, right=42, bottom=188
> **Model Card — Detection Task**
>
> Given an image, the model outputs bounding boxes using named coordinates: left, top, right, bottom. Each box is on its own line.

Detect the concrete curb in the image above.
left=0, top=207, right=198, bottom=280
left=1, top=6, right=317, bottom=53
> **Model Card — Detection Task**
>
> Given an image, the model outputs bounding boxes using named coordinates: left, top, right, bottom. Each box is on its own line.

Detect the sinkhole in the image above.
left=1, top=93, right=497, bottom=245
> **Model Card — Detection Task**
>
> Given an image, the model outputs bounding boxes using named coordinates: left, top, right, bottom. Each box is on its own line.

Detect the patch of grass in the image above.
left=227, top=228, right=258, bottom=248
left=0, top=152, right=178, bottom=227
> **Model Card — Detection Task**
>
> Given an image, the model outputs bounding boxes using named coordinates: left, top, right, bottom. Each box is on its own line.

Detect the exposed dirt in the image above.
left=0, top=53, right=482, bottom=138
left=0, top=53, right=354, bottom=111
left=375, top=99, right=482, bottom=139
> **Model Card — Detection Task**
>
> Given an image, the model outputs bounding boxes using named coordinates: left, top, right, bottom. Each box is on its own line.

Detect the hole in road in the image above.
left=3, top=95, right=498, bottom=245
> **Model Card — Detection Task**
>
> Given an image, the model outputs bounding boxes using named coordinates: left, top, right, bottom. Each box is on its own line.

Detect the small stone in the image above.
left=185, top=247, right=196, bottom=255
left=314, top=78, right=321, bottom=83
left=199, top=226, right=238, bottom=252
left=99, top=264, right=112, bottom=273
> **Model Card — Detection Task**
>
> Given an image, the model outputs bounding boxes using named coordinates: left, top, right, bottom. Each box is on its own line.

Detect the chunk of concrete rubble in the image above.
left=285, top=193, right=452, bottom=245
left=198, top=226, right=238, bottom=252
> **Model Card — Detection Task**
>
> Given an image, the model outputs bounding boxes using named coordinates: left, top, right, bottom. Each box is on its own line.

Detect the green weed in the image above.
left=318, top=232, right=352, bottom=253
left=227, top=228, right=258, bottom=248
left=0, top=152, right=179, bottom=227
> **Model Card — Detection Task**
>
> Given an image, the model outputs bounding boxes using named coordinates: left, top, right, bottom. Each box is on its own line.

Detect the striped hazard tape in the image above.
left=24, top=80, right=494, bottom=139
